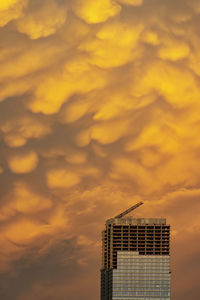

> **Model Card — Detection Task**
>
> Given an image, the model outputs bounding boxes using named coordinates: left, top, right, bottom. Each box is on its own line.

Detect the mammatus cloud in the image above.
left=0, top=0, right=27, bottom=27
left=8, top=151, right=39, bottom=174
left=29, top=57, right=107, bottom=114
left=47, top=168, right=81, bottom=188
left=72, top=0, right=121, bottom=24
left=16, top=0, right=68, bottom=39
left=0, top=0, right=200, bottom=299
left=2, top=116, right=52, bottom=147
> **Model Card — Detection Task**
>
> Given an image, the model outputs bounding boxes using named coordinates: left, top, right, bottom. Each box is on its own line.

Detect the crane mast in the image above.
left=114, top=201, right=143, bottom=218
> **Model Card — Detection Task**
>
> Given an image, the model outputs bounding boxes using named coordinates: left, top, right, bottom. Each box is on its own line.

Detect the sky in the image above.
left=0, top=0, right=200, bottom=299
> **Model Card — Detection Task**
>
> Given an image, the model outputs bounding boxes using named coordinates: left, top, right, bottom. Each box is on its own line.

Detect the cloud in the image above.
left=47, top=168, right=81, bottom=189
left=117, top=0, right=143, bottom=6
left=29, top=57, right=107, bottom=114
left=0, top=0, right=27, bottom=27
left=4, top=219, right=48, bottom=245
left=110, top=156, right=157, bottom=194
left=8, top=151, right=39, bottom=174
left=59, top=95, right=93, bottom=124
left=0, top=182, right=52, bottom=220
left=158, top=39, right=190, bottom=61
left=73, top=0, right=121, bottom=24
left=0, top=41, right=62, bottom=82
left=16, top=0, right=68, bottom=39
left=91, top=119, right=130, bottom=144
left=79, top=20, right=144, bottom=68
left=2, top=116, right=52, bottom=147
left=131, top=61, right=200, bottom=108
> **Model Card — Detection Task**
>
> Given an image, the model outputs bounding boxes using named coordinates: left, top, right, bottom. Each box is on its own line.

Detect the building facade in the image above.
left=101, top=217, right=171, bottom=300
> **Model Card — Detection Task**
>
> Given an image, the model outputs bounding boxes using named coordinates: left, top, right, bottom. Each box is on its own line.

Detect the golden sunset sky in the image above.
left=0, top=0, right=200, bottom=299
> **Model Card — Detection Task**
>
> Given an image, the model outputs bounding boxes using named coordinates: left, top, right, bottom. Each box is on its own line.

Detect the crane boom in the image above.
left=114, top=201, right=143, bottom=218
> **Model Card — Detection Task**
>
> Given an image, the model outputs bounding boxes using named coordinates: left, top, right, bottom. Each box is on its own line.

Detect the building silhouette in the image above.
left=101, top=202, right=171, bottom=299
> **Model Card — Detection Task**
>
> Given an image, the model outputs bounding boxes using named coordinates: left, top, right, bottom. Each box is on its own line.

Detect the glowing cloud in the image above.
left=4, top=219, right=47, bottom=245
left=158, top=40, right=190, bottom=61
left=91, top=120, right=130, bottom=144
left=79, top=21, right=144, bottom=68
left=0, top=0, right=19, bottom=10
left=29, top=58, right=107, bottom=114
left=8, top=151, right=39, bottom=174
left=16, top=0, right=68, bottom=39
left=73, top=0, right=121, bottom=24
left=2, top=116, right=52, bottom=147
left=0, top=0, right=27, bottom=27
left=117, top=0, right=143, bottom=6
left=47, top=168, right=81, bottom=189
left=12, top=182, right=52, bottom=214
left=132, top=61, right=200, bottom=108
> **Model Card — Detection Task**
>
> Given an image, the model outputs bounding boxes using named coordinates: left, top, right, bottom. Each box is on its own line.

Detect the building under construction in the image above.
left=101, top=202, right=171, bottom=300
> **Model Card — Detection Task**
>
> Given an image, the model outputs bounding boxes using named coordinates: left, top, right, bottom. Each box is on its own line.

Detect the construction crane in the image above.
left=114, top=201, right=143, bottom=219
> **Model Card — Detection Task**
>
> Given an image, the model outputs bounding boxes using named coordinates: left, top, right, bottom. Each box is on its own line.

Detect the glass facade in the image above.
left=112, top=251, right=170, bottom=300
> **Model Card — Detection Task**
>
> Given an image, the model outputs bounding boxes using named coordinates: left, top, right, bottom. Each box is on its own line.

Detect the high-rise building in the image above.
left=101, top=203, right=171, bottom=300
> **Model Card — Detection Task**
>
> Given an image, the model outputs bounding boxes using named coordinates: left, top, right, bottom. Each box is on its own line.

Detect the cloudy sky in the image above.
left=0, top=0, right=200, bottom=299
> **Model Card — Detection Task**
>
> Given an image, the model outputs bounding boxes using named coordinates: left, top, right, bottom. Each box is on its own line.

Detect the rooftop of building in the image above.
left=106, top=218, right=167, bottom=226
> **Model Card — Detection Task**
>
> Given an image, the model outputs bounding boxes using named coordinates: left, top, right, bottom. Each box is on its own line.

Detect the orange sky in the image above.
left=0, top=0, right=200, bottom=299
